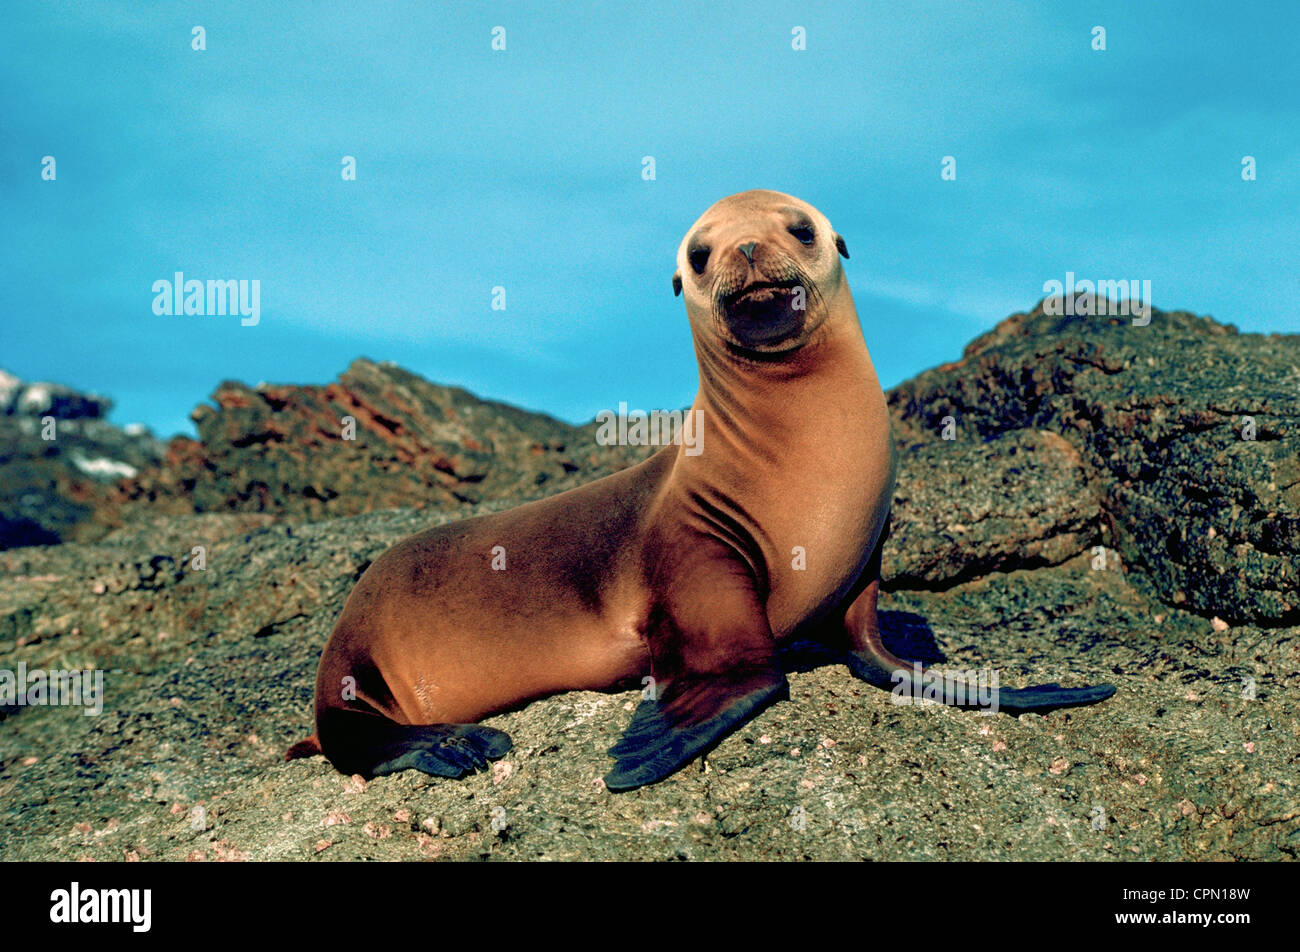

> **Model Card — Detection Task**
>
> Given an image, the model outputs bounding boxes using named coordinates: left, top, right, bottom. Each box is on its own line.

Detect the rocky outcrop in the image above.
left=109, top=358, right=653, bottom=523
left=883, top=429, right=1101, bottom=588
left=888, top=298, right=1300, bottom=625
left=2, top=302, right=1297, bottom=861
left=0, top=370, right=163, bottom=549
left=11, top=302, right=1299, bottom=626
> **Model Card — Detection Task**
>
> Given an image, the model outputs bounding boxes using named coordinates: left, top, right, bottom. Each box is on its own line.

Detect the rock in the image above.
left=884, top=429, right=1101, bottom=587
left=0, top=369, right=163, bottom=550
left=0, top=369, right=112, bottom=420
left=888, top=298, right=1300, bottom=624
left=108, top=358, right=654, bottom=524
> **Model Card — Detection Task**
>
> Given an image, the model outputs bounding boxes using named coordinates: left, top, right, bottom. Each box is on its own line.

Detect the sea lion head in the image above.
left=673, top=189, right=851, bottom=357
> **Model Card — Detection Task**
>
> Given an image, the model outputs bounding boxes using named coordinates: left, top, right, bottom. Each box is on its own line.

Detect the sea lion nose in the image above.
left=738, top=242, right=757, bottom=264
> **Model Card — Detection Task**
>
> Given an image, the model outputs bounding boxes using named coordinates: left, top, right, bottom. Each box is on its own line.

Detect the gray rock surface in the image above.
left=884, top=429, right=1101, bottom=587
left=1, top=520, right=1292, bottom=861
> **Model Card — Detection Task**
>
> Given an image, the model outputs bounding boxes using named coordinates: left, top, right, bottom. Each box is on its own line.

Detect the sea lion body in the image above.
left=291, top=190, right=1113, bottom=789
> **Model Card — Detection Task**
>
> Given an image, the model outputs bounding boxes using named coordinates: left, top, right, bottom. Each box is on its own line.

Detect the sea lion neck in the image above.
left=689, top=311, right=871, bottom=442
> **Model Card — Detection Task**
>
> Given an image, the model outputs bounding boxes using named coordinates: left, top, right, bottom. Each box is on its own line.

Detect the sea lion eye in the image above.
left=789, top=226, right=815, bottom=245
left=689, top=248, right=710, bottom=274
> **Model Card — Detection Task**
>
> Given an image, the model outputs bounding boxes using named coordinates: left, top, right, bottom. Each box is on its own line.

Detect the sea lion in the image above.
left=287, top=189, right=1115, bottom=790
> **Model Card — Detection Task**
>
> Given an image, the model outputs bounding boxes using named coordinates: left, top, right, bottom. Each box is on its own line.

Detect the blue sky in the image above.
left=3, top=0, right=1296, bottom=437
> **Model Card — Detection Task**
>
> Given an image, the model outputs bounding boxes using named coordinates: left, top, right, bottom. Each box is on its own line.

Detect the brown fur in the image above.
left=292, top=191, right=900, bottom=784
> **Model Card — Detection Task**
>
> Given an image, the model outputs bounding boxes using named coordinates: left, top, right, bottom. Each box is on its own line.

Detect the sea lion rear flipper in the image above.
left=843, top=574, right=1116, bottom=714
left=846, top=649, right=1116, bottom=711
left=986, top=682, right=1117, bottom=714
left=603, top=668, right=788, bottom=792
left=317, top=708, right=512, bottom=779
left=369, top=723, right=513, bottom=777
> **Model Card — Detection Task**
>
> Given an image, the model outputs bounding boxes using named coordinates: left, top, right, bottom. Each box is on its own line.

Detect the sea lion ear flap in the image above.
left=834, top=233, right=850, bottom=259
left=672, top=271, right=683, bottom=296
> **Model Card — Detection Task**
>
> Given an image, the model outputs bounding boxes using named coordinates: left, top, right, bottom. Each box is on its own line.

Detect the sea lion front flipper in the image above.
left=603, top=668, right=788, bottom=792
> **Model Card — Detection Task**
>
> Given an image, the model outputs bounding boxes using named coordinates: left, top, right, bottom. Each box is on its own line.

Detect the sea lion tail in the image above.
left=316, top=707, right=512, bottom=779
left=285, top=734, right=323, bottom=760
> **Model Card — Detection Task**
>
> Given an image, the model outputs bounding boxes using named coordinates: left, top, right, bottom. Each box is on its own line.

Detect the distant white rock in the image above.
left=70, top=452, right=138, bottom=480
left=18, top=384, right=52, bottom=415
left=0, top=374, right=112, bottom=419
left=0, top=369, right=20, bottom=412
